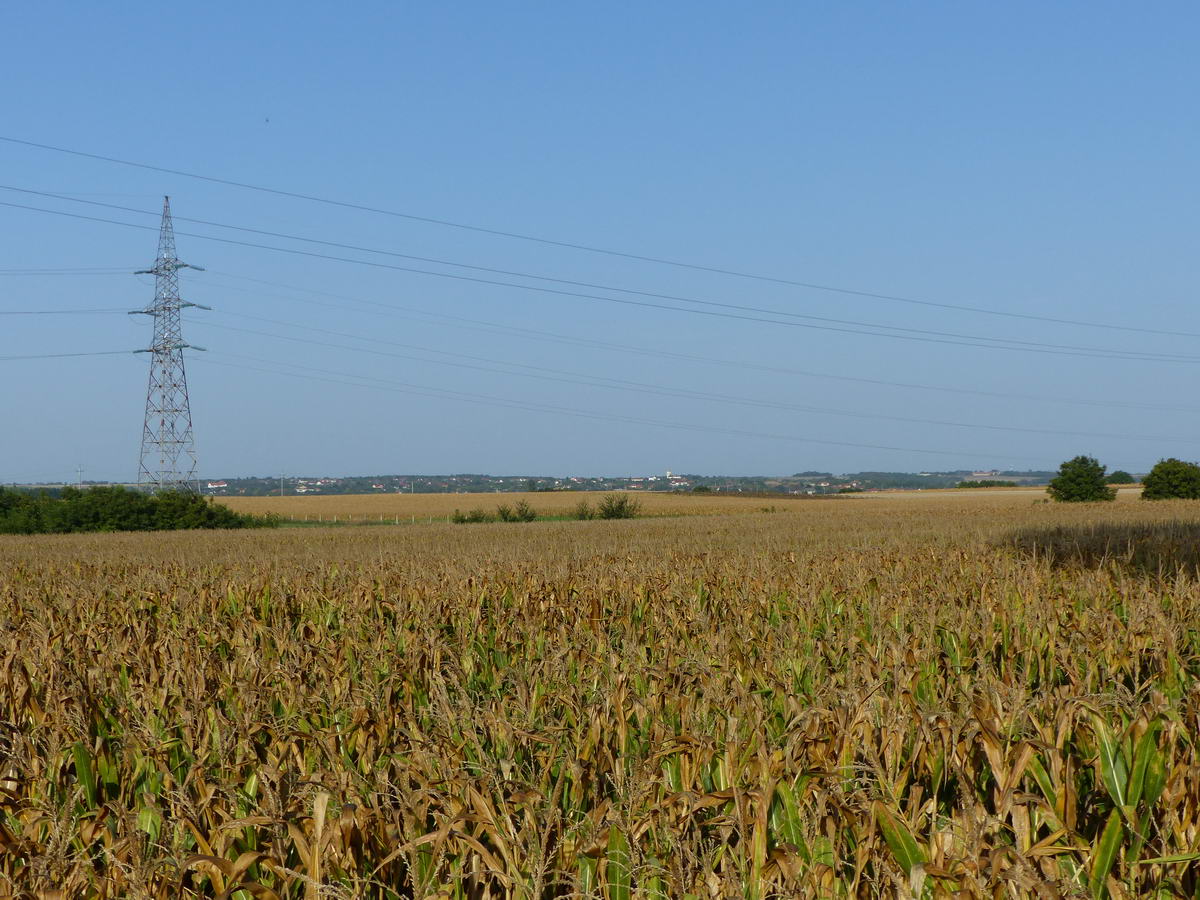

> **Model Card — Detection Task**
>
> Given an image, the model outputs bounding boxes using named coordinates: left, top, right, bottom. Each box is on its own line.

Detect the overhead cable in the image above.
left=194, top=269, right=1200, bottom=415
left=193, top=315, right=1200, bottom=446
left=0, top=198, right=1194, bottom=363
left=9, top=184, right=1200, bottom=344
left=0, top=133, right=1183, bottom=338
left=194, top=351, right=1061, bottom=465
left=1, top=308, right=128, bottom=315
left=0, top=266, right=130, bottom=275
left=0, top=350, right=133, bottom=361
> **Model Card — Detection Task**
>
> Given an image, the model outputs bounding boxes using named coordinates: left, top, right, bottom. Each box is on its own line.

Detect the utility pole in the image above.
left=280, top=474, right=285, bottom=496
left=76, top=464, right=84, bottom=488
left=131, top=197, right=210, bottom=492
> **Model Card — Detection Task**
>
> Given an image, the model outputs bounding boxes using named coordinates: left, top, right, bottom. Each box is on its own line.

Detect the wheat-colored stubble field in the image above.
left=218, top=487, right=1144, bottom=522
left=1, top=491, right=1197, bottom=897
left=220, top=489, right=808, bottom=521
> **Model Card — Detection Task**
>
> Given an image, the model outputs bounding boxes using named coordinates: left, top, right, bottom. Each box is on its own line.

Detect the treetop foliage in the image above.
left=1141, top=458, right=1200, bottom=501
left=1046, top=456, right=1117, bottom=503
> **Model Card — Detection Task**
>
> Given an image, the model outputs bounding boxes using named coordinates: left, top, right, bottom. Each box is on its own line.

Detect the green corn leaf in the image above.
left=769, top=781, right=810, bottom=862
left=1126, top=726, right=1160, bottom=810
left=96, top=751, right=120, bottom=792
left=1135, top=851, right=1200, bottom=865
left=72, top=742, right=98, bottom=809
left=606, top=827, right=632, bottom=900
left=662, top=754, right=682, bottom=792
left=1094, top=719, right=1128, bottom=808
left=812, top=835, right=835, bottom=867
left=1028, top=754, right=1059, bottom=810
left=643, top=857, right=668, bottom=900
left=578, top=856, right=597, bottom=895
left=1142, top=746, right=1167, bottom=811
left=1089, top=809, right=1123, bottom=900
left=136, top=804, right=162, bottom=841
left=874, top=802, right=925, bottom=876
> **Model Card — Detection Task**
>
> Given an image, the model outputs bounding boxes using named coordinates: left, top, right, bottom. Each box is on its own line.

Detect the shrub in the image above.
left=1106, top=470, right=1136, bottom=485
left=1141, top=458, right=1200, bottom=500
left=572, top=501, right=595, bottom=520
left=597, top=493, right=641, bottom=519
left=1047, top=456, right=1116, bottom=503
left=451, top=508, right=494, bottom=524
left=496, top=501, right=538, bottom=523
left=455, top=502, right=538, bottom=524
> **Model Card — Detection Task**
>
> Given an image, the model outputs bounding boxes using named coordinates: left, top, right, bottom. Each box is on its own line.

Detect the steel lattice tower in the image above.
left=131, top=196, right=209, bottom=492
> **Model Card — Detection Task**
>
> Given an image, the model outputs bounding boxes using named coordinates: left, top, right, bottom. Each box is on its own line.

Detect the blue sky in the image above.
left=2, top=2, right=1198, bottom=481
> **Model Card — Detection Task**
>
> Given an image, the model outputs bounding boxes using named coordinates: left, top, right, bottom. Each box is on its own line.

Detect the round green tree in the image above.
left=1141, top=458, right=1200, bottom=500
left=1106, top=470, right=1136, bottom=484
left=1047, top=455, right=1117, bottom=502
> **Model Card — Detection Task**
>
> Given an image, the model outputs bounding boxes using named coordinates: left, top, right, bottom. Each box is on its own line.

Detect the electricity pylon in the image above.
left=131, top=196, right=210, bottom=492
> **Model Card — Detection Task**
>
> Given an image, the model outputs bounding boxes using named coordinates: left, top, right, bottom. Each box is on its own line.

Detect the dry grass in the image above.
left=2, top=496, right=1199, bottom=897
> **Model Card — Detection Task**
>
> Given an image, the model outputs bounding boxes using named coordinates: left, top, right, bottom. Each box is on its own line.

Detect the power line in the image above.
left=0, top=134, right=1181, bottom=338
left=2, top=197, right=1196, bottom=363
left=10, top=193, right=1191, bottom=361
left=6, top=185, right=1200, bottom=347
left=193, top=314, right=1200, bottom=446
left=0, top=350, right=133, bottom=361
left=195, top=269, right=1200, bottom=415
left=0, top=315, right=1157, bottom=465
left=1, top=308, right=128, bottom=315
left=0, top=266, right=130, bottom=275
left=194, top=351, right=1064, bottom=466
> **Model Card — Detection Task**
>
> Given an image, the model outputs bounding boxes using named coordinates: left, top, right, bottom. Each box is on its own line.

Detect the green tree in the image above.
left=1047, top=456, right=1117, bottom=503
left=1141, top=458, right=1200, bottom=500
left=1106, top=470, right=1136, bottom=484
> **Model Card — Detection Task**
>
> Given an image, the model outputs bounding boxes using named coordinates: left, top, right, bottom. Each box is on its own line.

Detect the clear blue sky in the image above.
left=2, top=2, right=1197, bottom=481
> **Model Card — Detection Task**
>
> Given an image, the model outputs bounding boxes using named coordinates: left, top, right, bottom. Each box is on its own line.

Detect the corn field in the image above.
left=1, top=494, right=1199, bottom=898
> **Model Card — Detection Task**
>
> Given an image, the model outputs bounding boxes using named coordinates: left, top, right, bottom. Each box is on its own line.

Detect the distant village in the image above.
left=198, top=469, right=1055, bottom=497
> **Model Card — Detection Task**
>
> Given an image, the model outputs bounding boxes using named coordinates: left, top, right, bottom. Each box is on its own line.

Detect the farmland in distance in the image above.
left=219, top=488, right=818, bottom=522
left=1, top=494, right=1199, bottom=896
left=217, top=486, right=1145, bottom=524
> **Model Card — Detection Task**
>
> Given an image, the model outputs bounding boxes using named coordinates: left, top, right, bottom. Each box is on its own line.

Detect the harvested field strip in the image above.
left=218, top=489, right=835, bottom=521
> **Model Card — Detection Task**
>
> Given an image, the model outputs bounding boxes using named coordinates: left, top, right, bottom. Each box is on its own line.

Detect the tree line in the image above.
left=0, top=486, right=277, bottom=534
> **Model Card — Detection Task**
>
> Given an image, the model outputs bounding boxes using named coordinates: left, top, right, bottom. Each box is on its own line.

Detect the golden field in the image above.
left=218, top=489, right=809, bottom=521
left=1, top=494, right=1199, bottom=897
left=217, top=487, right=1146, bottom=523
